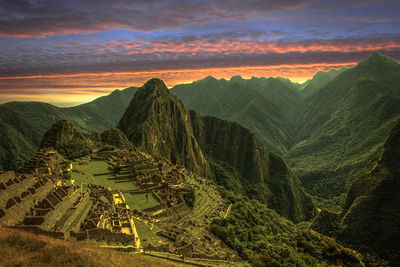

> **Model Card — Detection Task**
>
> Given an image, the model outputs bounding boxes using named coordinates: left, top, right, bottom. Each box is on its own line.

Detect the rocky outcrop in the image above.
left=191, top=111, right=316, bottom=222
left=39, top=119, right=84, bottom=150
left=39, top=120, right=92, bottom=160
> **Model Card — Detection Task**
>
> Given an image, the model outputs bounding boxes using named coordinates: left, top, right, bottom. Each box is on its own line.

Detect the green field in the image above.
left=71, top=161, right=136, bottom=191
left=133, top=218, right=169, bottom=245
left=70, top=160, right=160, bottom=212
left=124, top=193, right=160, bottom=211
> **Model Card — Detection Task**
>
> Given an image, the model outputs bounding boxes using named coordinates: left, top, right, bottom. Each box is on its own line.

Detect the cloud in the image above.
left=0, top=0, right=320, bottom=37
left=1, top=33, right=399, bottom=77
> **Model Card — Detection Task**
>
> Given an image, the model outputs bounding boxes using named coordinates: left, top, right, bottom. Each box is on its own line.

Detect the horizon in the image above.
left=0, top=0, right=399, bottom=105
left=0, top=67, right=347, bottom=107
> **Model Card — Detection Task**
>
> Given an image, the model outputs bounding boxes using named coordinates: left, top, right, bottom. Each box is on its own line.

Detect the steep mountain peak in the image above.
left=39, top=119, right=83, bottom=150
left=138, top=78, right=169, bottom=96
left=118, top=78, right=209, bottom=176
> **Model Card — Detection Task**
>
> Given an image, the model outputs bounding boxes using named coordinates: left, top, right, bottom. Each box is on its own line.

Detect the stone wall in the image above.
left=61, top=194, right=92, bottom=233
left=40, top=187, right=81, bottom=231
left=0, top=176, right=55, bottom=226
left=71, top=228, right=135, bottom=245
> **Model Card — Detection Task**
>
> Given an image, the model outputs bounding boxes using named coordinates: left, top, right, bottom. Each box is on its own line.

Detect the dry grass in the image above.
left=0, top=227, right=184, bottom=267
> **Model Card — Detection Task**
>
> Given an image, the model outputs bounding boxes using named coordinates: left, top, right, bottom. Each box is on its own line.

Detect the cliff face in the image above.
left=190, top=111, right=316, bottom=222
left=312, top=119, right=400, bottom=264
left=118, top=78, right=209, bottom=177
left=119, top=78, right=316, bottom=222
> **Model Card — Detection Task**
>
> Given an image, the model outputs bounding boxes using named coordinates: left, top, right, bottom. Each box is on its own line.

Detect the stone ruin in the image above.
left=0, top=150, right=138, bottom=247
left=71, top=185, right=137, bottom=246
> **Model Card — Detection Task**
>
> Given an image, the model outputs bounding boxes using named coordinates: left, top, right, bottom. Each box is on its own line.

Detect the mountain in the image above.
left=40, top=119, right=85, bottom=150
left=98, top=128, right=134, bottom=151
left=311, top=119, right=400, bottom=264
left=300, top=68, right=346, bottom=97
left=0, top=86, right=137, bottom=170
left=119, top=78, right=316, bottom=222
left=211, top=189, right=363, bottom=266
left=287, top=52, right=400, bottom=201
left=171, top=75, right=302, bottom=154
left=170, top=54, right=400, bottom=209
left=118, top=78, right=209, bottom=177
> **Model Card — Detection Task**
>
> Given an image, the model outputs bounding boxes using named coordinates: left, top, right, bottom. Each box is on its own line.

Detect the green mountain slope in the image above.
left=211, top=189, right=363, bottom=266
left=171, top=76, right=302, bottom=154
left=311, top=119, right=400, bottom=264
left=118, top=79, right=209, bottom=177
left=287, top=52, right=400, bottom=201
left=119, top=78, right=316, bottom=222
left=300, top=68, right=346, bottom=97
left=0, top=87, right=137, bottom=170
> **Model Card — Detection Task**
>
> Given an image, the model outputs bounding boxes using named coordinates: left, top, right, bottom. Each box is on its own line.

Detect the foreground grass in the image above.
left=0, top=227, right=183, bottom=267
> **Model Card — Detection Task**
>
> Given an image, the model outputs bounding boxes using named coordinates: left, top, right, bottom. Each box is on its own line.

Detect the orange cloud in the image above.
left=120, top=39, right=400, bottom=55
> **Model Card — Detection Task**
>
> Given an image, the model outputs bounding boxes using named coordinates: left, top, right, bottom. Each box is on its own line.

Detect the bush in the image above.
left=58, top=138, right=92, bottom=159
left=182, top=189, right=195, bottom=207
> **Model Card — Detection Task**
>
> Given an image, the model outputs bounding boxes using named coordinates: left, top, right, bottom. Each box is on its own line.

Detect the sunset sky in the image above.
left=1, top=0, right=399, bottom=106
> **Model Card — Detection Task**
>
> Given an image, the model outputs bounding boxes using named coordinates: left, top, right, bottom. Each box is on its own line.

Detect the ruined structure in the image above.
left=0, top=149, right=138, bottom=247
left=71, top=185, right=138, bottom=247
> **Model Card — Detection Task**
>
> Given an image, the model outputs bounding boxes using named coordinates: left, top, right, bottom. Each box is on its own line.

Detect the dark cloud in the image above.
left=0, top=0, right=318, bottom=37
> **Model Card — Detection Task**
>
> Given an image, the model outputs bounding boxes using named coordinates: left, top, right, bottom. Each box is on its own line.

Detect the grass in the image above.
left=0, top=227, right=184, bottom=267
left=133, top=218, right=169, bottom=245
left=124, top=193, right=160, bottom=211
left=71, top=161, right=136, bottom=191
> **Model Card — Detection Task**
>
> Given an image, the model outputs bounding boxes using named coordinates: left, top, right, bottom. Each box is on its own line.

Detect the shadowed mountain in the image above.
left=287, top=52, right=400, bottom=200
left=40, top=119, right=85, bottom=150
left=171, top=76, right=302, bottom=155
left=0, top=87, right=137, bottom=170
left=311, top=119, right=400, bottom=264
left=119, top=78, right=316, bottom=222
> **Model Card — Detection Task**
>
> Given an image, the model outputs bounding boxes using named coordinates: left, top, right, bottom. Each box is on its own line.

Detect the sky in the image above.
left=0, top=0, right=399, bottom=106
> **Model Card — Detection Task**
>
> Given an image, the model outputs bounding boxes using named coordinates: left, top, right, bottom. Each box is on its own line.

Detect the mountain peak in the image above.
left=39, top=119, right=84, bottom=150
left=139, top=78, right=169, bottom=96
left=118, top=78, right=209, bottom=176
left=357, top=51, right=399, bottom=69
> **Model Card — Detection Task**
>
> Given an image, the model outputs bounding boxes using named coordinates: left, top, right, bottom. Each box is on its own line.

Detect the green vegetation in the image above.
left=172, top=52, right=400, bottom=211
left=71, top=161, right=136, bottom=191
left=172, top=75, right=301, bottom=155
left=132, top=218, right=169, bottom=245
left=182, top=189, right=195, bottom=207
left=311, top=119, right=400, bottom=265
left=59, top=138, right=92, bottom=159
left=210, top=189, right=362, bottom=266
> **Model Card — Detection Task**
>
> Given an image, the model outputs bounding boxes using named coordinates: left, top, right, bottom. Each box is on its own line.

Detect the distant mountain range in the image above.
left=172, top=52, right=400, bottom=207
